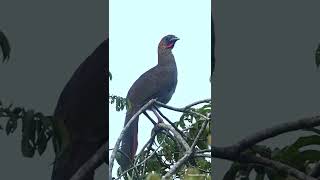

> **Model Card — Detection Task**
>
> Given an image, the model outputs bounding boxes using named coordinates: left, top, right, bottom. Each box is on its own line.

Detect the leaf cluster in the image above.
left=223, top=135, right=320, bottom=180
left=0, top=101, right=53, bottom=157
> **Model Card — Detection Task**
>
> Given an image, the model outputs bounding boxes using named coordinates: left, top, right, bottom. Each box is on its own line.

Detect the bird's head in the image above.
left=158, top=35, right=180, bottom=50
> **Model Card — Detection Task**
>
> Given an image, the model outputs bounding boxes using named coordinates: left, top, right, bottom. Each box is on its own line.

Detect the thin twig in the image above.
left=196, top=149, right=211, bottom=153
left=155, top=98, right=211, bottom=113
left=184, top=99, right=211, bottom=109
left=190, top=119, right=209, bottom=150
left=157, top=123, right=190, bottom=151
left=143, top=111, right=157, bottom=125
left=153, top=106, right=187, bottom=138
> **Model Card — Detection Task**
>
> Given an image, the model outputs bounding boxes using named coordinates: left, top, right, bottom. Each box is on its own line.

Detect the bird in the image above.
left=51, top=39, right=108, bottom=180
left=119, top=35, right=180, bottom=170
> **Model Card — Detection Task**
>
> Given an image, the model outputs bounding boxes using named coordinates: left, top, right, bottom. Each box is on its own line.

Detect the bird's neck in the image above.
left=158, top=49, right=176, bottom=66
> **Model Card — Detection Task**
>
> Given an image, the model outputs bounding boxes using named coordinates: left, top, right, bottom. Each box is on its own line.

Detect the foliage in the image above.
left=0, top=29, right=54, bottom=158
left=223, top=135, right=320, bottom=180
left=0, top=101, right=53, bottom=157
left=116, top=102, right=211, bottom=180
left=109, top=95, right=128, bottom=112
left=0, top=30, right=11, bottom=62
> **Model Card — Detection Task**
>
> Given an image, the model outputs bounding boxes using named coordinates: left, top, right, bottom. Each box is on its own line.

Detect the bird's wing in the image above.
left=127, top=65, right=177, bottom=107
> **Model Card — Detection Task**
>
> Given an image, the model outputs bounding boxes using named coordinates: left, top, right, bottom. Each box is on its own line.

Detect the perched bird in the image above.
left=51, top=39, right=108, bottom=180
left=119, top=35, right=179, bottom=169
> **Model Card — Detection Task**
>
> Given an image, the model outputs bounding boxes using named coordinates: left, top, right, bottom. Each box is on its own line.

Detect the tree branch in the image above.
left=109, top=99, right=211, bottom=179
left=70, top=141, right=107, bottom=180
left=227, top=115, right=320, bottom=154
left=212, top=115, right=320, bottom=180
left=155, top=98, right=211, bottom=113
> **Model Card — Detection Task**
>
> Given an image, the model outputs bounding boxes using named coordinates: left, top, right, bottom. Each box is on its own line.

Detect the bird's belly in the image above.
left=157, top=85, right=176, bottom=104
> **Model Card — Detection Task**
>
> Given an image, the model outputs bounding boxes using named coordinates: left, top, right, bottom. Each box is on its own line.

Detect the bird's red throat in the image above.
left=166, top=43, right=174, bottom=48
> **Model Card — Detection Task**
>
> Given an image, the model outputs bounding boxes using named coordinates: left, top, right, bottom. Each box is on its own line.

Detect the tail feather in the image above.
left=120, top=108, right=139, bottom=164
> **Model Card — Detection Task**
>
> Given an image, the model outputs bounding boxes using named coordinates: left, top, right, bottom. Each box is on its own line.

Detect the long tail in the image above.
left=119, top=108, right=139, bottom=169
left=51, top=141, right=103, bottom=180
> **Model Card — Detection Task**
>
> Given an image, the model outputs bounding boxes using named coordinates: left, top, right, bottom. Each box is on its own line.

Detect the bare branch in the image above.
left=211, top=115, right=320, bottom=180
left=213, top=146, right=317, bottom=180
left=70, top=142, right=107, bottom=180
left=227, top=115, right=320, bottom=154
left=110, top=99, right=211, bottom=179
left=153, top=106, right=187, bottom=139
left=155, top=98, right=211, bottom=113
left=184, top=99, right=211, bottom=109
left=157, top=123, right=190, bottom=151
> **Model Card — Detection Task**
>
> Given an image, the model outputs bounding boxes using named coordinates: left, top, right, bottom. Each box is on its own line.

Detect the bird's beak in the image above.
left=171, top=37, right=180, bottom=42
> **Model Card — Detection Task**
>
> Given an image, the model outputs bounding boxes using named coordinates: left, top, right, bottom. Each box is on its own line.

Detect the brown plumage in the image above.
left=119, top=35, right=179, bottom=170
left=51, top=40, right=108, bottom=180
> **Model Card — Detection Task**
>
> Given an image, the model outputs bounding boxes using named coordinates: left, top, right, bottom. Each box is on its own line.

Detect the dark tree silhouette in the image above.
left=51, top=39, right=108, bottom=180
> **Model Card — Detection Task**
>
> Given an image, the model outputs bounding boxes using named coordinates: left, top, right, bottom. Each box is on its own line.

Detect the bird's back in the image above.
left=52, top=40, right=108, bottom=180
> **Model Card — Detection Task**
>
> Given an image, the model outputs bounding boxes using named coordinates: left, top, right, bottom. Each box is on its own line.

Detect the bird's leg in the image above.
left=151, top=107, right=164, bottom=123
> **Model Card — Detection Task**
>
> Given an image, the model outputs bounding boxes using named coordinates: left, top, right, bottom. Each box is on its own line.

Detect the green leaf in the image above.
left=196, top=158, right=211, bottom=171
left=5, top=116, right=18, bottom=135
left=21, top=136, right=35, bottom=157
left=109, top=95, right=128, bottom=111
left=157, top=133, right=166, bottom=145
left=299, top=149, right=320, bottom=162
left=36, top=131, right=47, bottom=155
left=109, top=71, right=112, bottom=80
left=40, top=115, right=52, bottom=129
left=223, top=163, right=241, bottom=180
left=0, top=30, right=11, bottom=62
left=22, top=110, right=36, bottom=148
left=290, top=135, right=320, bottom=149
left=146, top=171, right=161, bottom=180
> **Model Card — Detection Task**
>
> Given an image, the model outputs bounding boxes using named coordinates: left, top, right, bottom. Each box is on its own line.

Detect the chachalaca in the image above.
left=119, top=35, right=179, bottom=171
left=51, top=39, right=108, bottom=180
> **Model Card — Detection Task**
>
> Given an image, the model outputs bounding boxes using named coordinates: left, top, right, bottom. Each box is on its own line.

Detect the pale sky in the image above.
left=109, top=0, right=211, bottom=177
